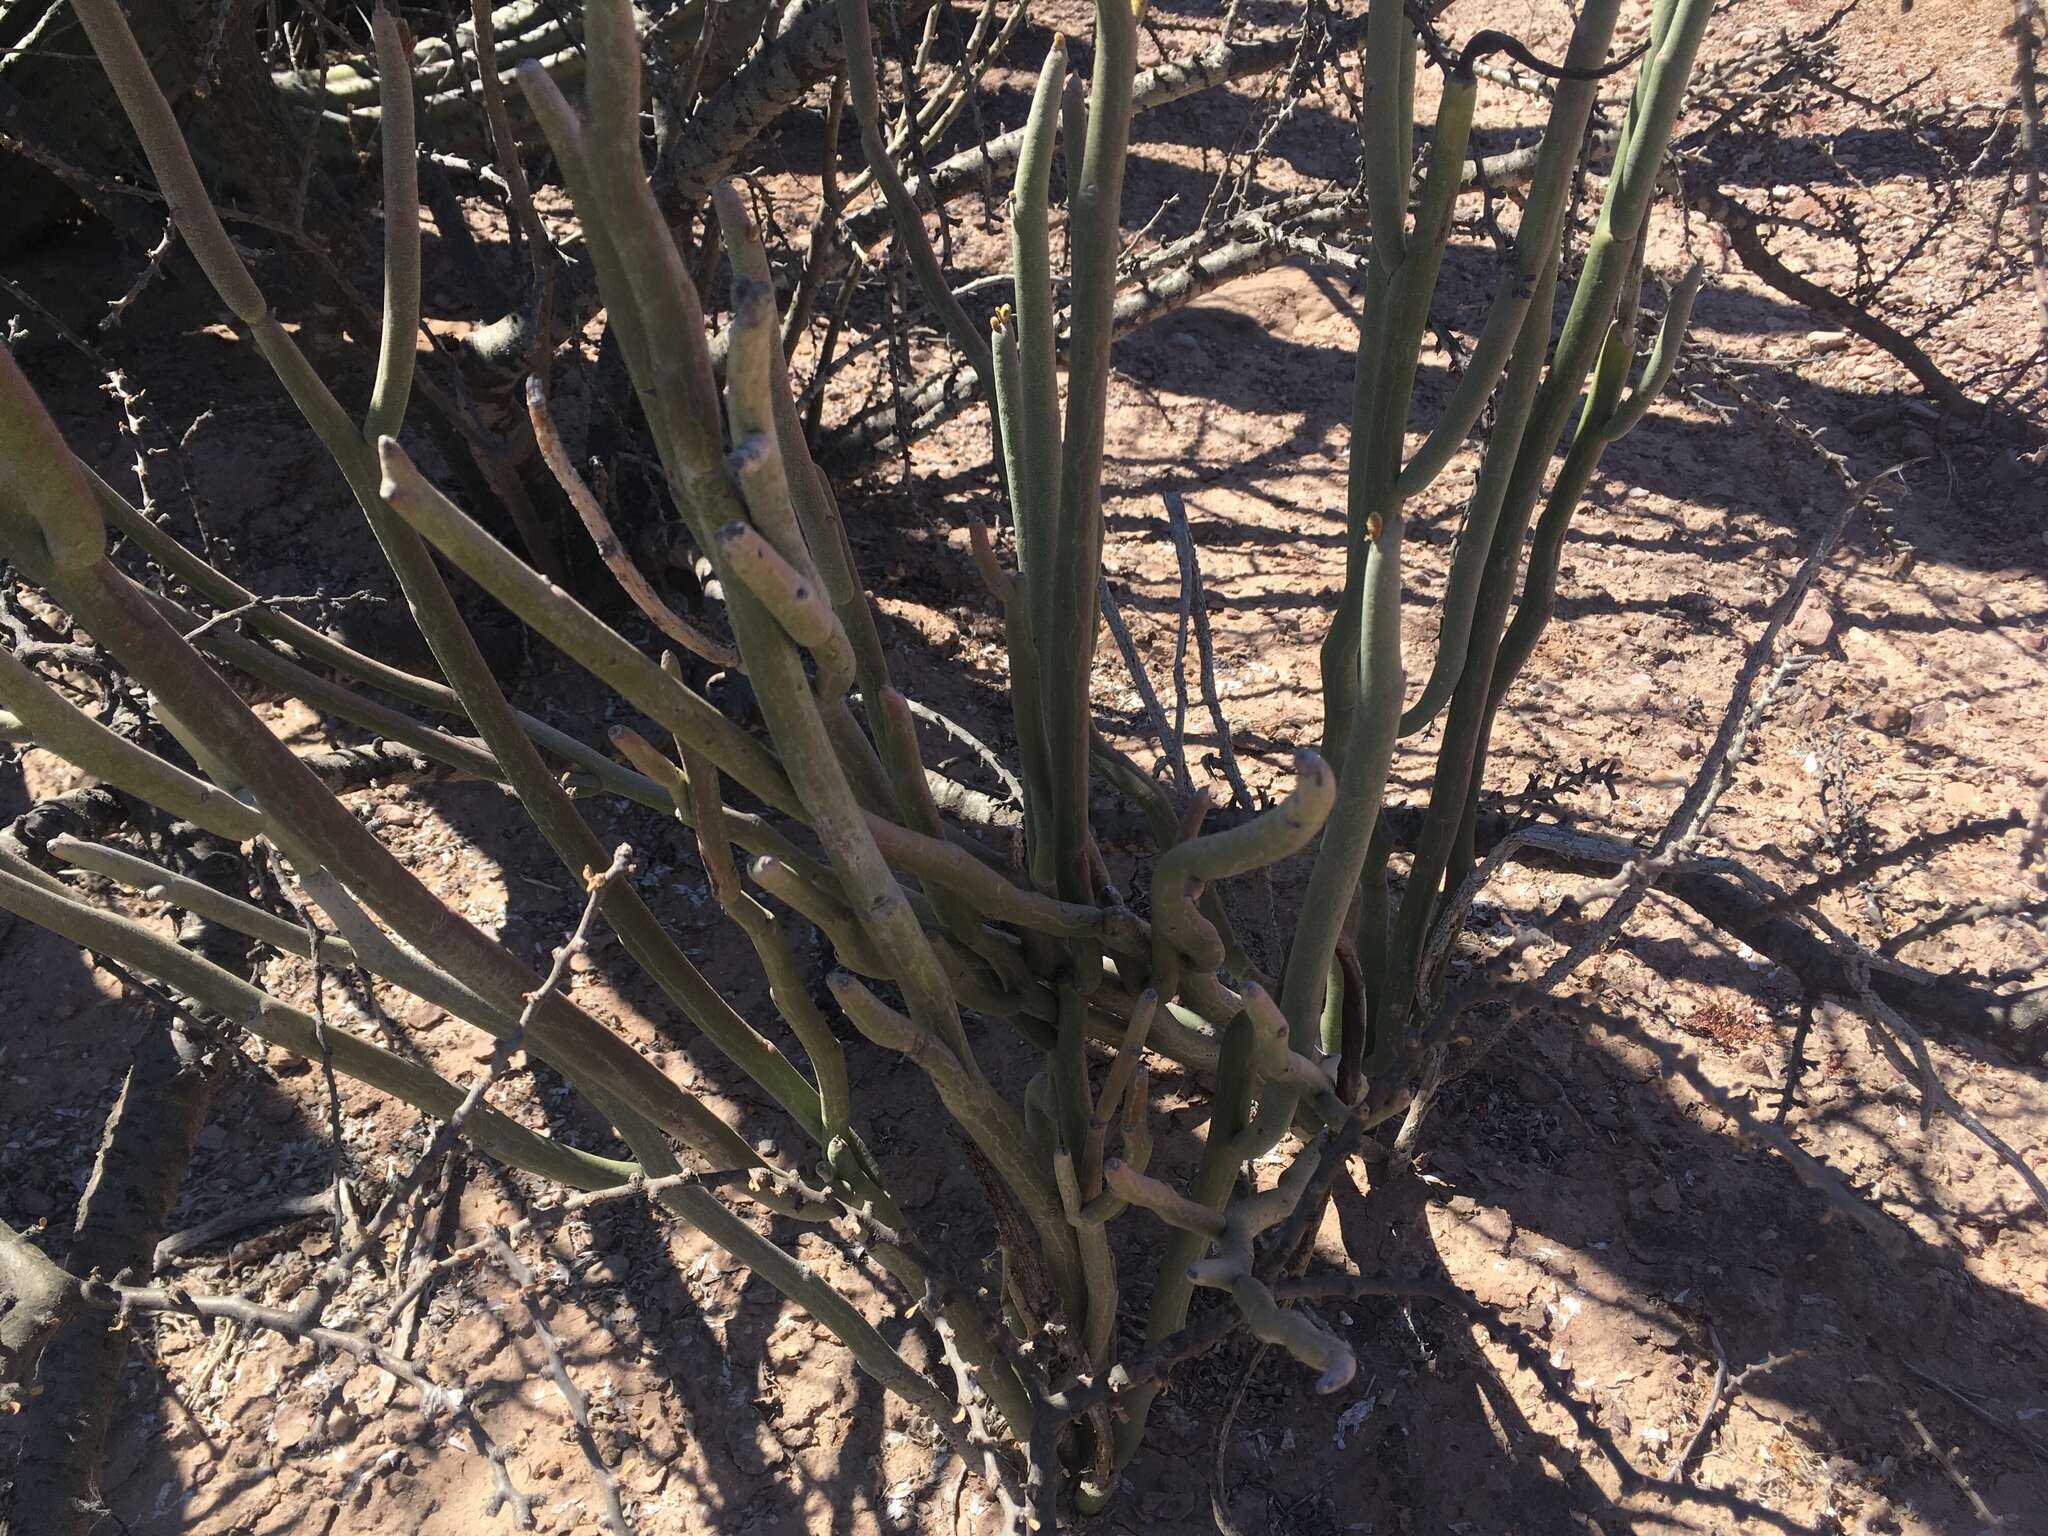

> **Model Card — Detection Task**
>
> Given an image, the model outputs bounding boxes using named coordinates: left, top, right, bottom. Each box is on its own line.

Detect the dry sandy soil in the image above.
left=2, top=0, right=2044, bottom=1532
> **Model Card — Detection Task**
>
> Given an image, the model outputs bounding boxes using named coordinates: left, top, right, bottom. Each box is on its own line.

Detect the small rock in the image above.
left=640, top=1419, right=680, bottom=1462
left=1909, top=700, right=1948, bottom=734
left=1786, top=593, right=1835, bottom=650
left=725, top=1417, right=786, bottom=1475
left=194, top=1123, right=228, bottom=1153
left=1788, top=687, right=1834, bottom=726
left=1592, top=1109, right=1623, bottom=1134
left=630, top=1456, right=669, bottom=1494
left=1868, top=702, right=1912, bottom=734
left=272, top=1402, right=322, bottom=1451
left=468, top=1035, right=525, bottom=1072
left=582, top=1257, right=625, bottom=1286
left=1805, top=330, right=1849, bottom=354
left=1650, top=1179, right=1682, bottom=1215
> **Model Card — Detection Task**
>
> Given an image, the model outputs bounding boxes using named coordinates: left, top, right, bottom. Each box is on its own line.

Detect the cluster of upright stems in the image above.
left=0, top=0, right=1711, bottom=1513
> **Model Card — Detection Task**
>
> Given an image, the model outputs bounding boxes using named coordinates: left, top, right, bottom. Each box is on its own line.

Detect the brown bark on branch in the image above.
left=1439, top=811, right=2047, bottom=1062
left=1682, top=167, right=1993, bottom=424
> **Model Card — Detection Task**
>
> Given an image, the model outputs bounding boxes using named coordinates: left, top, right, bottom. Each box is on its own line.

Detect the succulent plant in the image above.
left=0, top=0, right=1713, bottom=1521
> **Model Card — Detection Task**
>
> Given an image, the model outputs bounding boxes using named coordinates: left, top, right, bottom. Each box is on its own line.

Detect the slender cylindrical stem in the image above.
left=0, top=644, right=263, bottom=844
left=1040, top=0, right=1139, bottom=912
left=364, top=9, right=420, bottom=442
left=837, top=0, right=994, bottom=392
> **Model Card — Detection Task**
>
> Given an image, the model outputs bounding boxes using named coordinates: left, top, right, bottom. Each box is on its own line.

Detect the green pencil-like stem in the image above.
left=1011, top=38, right=1070, bottom=582
left=1283, top=9, right=1435, bottom=1065
left=364, top=8, right=420, bottom=442
left=1041, top=0, right=1139, bottom=915
left=377, top=442, right=800, bottom=811
left=607, top=726, right=828, bottom=881
left=0, top=349, right=106, bottom=574
left=1490, top=262, right=1704, bottom=712
left=1054, top=1144, right=1120, bottom=1370
left=709, top=181, right=906, bottom=767
left=53, top=834, right=347, bottom=969
left=709, top=290, right=971, bottom=1063
left=1382, top=0, right=1714, bottom=1036
left=990, top=317, right=1058, bottom=882
left=714, top=509, right=856, bottom=701
left=751, top=856, right=889, bottom=976
left=1151, top=751, right=1334, bottom=974
left=0, top=644, right=263, bottom=844
left=829, top=972, right=1089, bottom=1329
left=0, top=848, right=635, bottom=1190
left=1396, top=0, right=1626, bottom=736
left=1393, top=0, right=1629, bottom=505
left=1117, top=1008, right=1259, bottom=1462
left=1182, top=1139, right=1354, bottom=1390
left=837, top=0, right=993, bottom=392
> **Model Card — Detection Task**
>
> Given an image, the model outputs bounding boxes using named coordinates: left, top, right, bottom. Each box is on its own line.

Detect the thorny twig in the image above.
left=100, top=222, right=178, bottom=330
left=1905, top=1403, right=2008, bottom=1528
left=2010, top=0, right=2048, bottom=340
left=74, top=1273, right=539, bottom=1526
left=266, top=844, right=354, bottom=1263
left=1850, top=966, right=2048, bottom=1218
left=1437, top=470, right=1893, bottom=1075
left=182, top=591, right=376, bottom=644
left=1164, top=491, right=1254, bottom=814
left=488, top=1236, right=633, bottom=1536
left=1667, top=1329, right=1805, bottom=1483
left=287, top=846, right=633, bottom=1333
left=527, top=373, right=740, bottom=668
left=1099, top=570, right=1193, bottom=796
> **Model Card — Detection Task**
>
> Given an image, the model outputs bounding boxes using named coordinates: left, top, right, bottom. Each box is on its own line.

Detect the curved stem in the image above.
left=364, top=9, right=421, bottom=442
